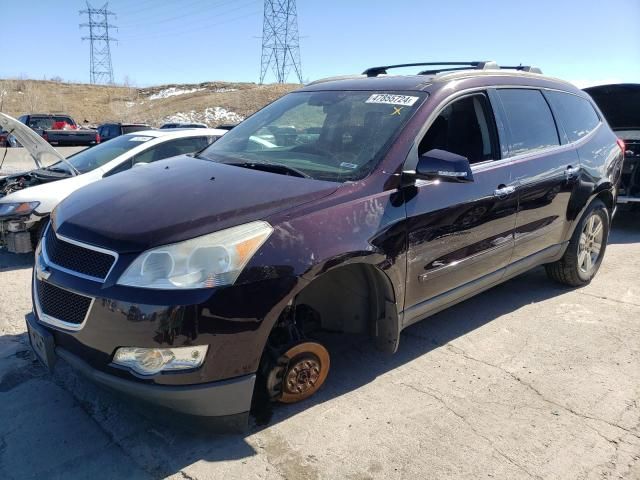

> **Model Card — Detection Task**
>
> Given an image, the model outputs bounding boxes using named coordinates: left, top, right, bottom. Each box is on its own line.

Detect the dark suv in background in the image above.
left=584, top=84, right=639, bottom=205
left=27, top=61, right=623, bottom=431
left=97, top=122, right=152, bottom=143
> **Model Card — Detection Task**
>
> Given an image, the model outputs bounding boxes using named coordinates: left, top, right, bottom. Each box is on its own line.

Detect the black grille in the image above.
left=625, top=141, right=640, bottom=158
left=45, top=227, right=115, bottom=280
left=36, top=280, right=92, bottom=325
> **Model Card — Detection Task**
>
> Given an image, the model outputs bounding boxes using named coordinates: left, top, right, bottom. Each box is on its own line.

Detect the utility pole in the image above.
left=259, top=0, right=303, bottom=84
left=80, top=2, right=117, bottom=84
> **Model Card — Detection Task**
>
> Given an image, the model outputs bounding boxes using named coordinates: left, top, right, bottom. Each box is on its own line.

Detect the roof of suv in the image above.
left=303, top=63, right=581, bottom=95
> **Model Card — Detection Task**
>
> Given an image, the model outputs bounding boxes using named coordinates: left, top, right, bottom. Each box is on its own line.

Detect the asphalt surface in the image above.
left=0, top=210, right=639, bottom=480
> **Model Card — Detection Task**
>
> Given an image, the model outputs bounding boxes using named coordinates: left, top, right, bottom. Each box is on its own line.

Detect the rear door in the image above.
left=492, top=88, right=580, bottom=264
left=403, top=91, right=518, bottom=324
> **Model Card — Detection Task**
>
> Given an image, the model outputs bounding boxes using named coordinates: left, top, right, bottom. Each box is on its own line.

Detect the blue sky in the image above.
left=1, top=0, right=639, bottom=87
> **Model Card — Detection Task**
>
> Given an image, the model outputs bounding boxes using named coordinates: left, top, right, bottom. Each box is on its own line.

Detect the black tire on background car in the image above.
left=545, top=199, right=609, bottom=287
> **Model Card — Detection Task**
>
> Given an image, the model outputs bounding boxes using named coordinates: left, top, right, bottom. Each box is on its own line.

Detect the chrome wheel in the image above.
left=578, top=213, right=604, bottom=275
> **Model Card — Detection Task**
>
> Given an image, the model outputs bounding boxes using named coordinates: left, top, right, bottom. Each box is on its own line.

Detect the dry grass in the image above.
left=0, top=79, right=299, bottom=127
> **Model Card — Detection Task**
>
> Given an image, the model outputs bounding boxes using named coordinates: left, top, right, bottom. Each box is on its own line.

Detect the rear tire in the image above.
left=545, top=199, right=609, bottom=287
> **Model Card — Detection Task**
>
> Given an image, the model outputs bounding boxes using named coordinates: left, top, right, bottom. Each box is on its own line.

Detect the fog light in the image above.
left=113, top=345, right=208, bottom=376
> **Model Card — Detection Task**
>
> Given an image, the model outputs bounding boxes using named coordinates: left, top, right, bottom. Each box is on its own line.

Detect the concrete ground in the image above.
left=0, top=211, right=639, bottom=480
left=0, top=146, right=85, bottom=175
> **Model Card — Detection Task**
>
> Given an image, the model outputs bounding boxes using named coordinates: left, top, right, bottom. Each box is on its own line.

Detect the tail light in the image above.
left=617, top=138, right=625, bottom=155
left=95, top=132, right=101, bottom=144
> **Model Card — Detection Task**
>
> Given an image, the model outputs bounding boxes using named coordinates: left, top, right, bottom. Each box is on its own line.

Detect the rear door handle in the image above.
left=494, top=185, right=516, bottom=198
left=565, top=166, right=581, bottom=179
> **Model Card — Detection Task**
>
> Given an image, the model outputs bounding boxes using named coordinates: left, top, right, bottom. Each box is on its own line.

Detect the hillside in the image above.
left=0, top=79, right=299, bottom=127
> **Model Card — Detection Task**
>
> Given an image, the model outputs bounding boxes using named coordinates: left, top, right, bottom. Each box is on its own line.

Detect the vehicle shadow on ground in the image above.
left=0, top=216, right=634, bottom=478
left=609, top=209, right=640, bottom=244
left=0, top=266, right=575, bottom=478
left=0, top=250, right=34, bottom=272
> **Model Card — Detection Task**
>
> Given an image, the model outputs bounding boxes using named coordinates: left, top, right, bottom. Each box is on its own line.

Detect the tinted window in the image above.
left=546, top=91, right=600, bottom=142
left=133, top=136, right=210, bottom=164
left=419, top=94, right=497, bottom=164
left=200, top=91, right=425, bottom=182
left=498, top=89, right=559, bottom=156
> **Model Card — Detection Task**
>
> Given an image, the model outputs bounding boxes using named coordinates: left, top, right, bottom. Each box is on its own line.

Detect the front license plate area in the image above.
left=26, top=314, right=56, bottom=371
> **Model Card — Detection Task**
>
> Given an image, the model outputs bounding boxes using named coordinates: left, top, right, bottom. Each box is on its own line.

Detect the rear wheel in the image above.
left=545, top=199, right=609, bottom=286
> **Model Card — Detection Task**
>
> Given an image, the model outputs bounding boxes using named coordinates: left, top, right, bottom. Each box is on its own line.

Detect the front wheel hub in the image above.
left=278, top=342, right=330, bottom=403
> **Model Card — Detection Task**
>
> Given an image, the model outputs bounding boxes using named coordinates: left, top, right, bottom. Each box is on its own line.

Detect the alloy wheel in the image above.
left=578, top=213, right=604, bottom=275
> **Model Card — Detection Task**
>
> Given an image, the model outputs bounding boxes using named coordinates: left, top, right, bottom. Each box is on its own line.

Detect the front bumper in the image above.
left=26, top=312, right=255, bottom=431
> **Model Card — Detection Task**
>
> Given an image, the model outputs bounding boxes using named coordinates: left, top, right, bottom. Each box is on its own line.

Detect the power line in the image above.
left=118, top=0, right=258, bottom=31
left=79, top=2, right=117, bottom=84
left=259, top=0, right=302, bottom=84
left=117, top=8, right=261, bottom=41
left=117, top=0, right=233, bottom=27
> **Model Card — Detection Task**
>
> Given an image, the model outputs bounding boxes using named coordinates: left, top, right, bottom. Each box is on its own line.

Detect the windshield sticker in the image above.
left=340, top=162, right=358, bottom=169
left=128, top=136, right=152, bottom=142
left=365, top=94, right=419, bottom=107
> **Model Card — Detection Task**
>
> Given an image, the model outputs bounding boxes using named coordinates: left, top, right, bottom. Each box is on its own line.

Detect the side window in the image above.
left=418, top=93, right=497, bottom=164
left=104, top=158, right=132, bottom=177
left=132, top=137, right=210, bottom=165
left=545, top=91, right=600, bottom=142
left=497, top=89, right=559, bottom=156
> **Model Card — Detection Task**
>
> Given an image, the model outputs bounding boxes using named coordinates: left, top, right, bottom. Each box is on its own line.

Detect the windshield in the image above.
left=28, top=116, right=75, bottom=130
left=48, top=134, right=154, bottom=174
left=198, top=90, right=425, bottom=182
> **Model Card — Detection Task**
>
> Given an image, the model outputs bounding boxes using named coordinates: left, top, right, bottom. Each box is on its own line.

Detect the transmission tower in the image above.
left=259, top=0, right=303, bottom=84
left=80, top=2, right=117, bottom=84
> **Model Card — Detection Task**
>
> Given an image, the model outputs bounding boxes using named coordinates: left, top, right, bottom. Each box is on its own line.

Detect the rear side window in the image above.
left=497, top=89, right=559, bottom=156
left=545, top=91, right=600, bottom=142
left=133, top=136, right=210, bottom=164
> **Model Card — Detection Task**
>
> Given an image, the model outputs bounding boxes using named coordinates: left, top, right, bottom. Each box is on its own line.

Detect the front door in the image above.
left=403, top=92, right=518, bottom=325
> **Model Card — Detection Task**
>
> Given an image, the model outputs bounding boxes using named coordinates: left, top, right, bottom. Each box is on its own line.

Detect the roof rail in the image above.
left=362, top=61, right=498, bottom=77
left=500, top=65, right=543, bottom=74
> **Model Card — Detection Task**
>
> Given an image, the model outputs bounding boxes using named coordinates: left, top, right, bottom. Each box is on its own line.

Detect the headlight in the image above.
left=117, top=220, right=273, bottom=289
left=0, top=201, right=40, bottom=217
left=113, top=345, right=209, bottom=376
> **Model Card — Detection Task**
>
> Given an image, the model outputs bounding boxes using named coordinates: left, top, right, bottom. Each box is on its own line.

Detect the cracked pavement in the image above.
left=1, top=210, right=639, bottom=479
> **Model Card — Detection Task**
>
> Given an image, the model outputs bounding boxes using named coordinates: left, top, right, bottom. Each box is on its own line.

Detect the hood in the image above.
left=0, top=113, right=77, bottom=174
left=53, top=156, right=340, bottom=252
left=584, top=84, right=640, bottom=131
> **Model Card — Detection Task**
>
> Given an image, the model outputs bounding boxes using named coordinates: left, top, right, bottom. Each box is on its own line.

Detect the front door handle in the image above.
left=494, top=185, right=516, bottom=198
left=565, top=165, right=581, bottom=179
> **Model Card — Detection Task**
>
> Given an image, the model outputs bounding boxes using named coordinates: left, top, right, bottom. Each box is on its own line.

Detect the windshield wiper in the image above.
left=225, top=161, right=310, bottom=178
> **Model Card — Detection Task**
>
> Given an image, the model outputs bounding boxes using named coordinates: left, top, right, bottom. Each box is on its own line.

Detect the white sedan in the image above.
left=0, top=113, right=226, bottom=253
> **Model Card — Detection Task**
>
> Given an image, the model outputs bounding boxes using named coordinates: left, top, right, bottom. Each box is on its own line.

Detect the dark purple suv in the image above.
left=27, top=61, right=624, bottom=431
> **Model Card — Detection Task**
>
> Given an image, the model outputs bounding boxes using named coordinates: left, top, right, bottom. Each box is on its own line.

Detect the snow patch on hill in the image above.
left=163, top=107, right=244, bottom=126
left=149, top=87, right=205, bottom=100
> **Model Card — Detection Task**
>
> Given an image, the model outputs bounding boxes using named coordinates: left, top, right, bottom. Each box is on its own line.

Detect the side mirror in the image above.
left=414, top=149, right=474, bottom=183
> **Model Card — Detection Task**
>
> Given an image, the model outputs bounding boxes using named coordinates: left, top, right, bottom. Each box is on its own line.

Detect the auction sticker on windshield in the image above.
left=128, top=136, right=153, bottom=142
left=365, top=94, right=419, bottom=106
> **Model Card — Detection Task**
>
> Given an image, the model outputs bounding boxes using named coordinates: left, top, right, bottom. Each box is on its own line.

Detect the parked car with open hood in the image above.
left=28, top=61, right=622, bottom=431
left=584, top=84, right=639, bottom=205
left=0, top=112, right=226, bottom=253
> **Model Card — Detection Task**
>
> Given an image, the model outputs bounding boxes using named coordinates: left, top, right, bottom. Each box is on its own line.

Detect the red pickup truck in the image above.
left=16, top=114, right=99, bottom=146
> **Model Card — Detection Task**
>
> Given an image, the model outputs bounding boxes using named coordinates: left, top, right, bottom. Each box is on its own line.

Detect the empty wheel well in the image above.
left=292, top=264, right=398, bottom=351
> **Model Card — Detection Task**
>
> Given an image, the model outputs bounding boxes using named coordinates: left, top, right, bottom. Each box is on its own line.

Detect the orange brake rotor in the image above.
left=279, top=342, right=330, bottom=404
